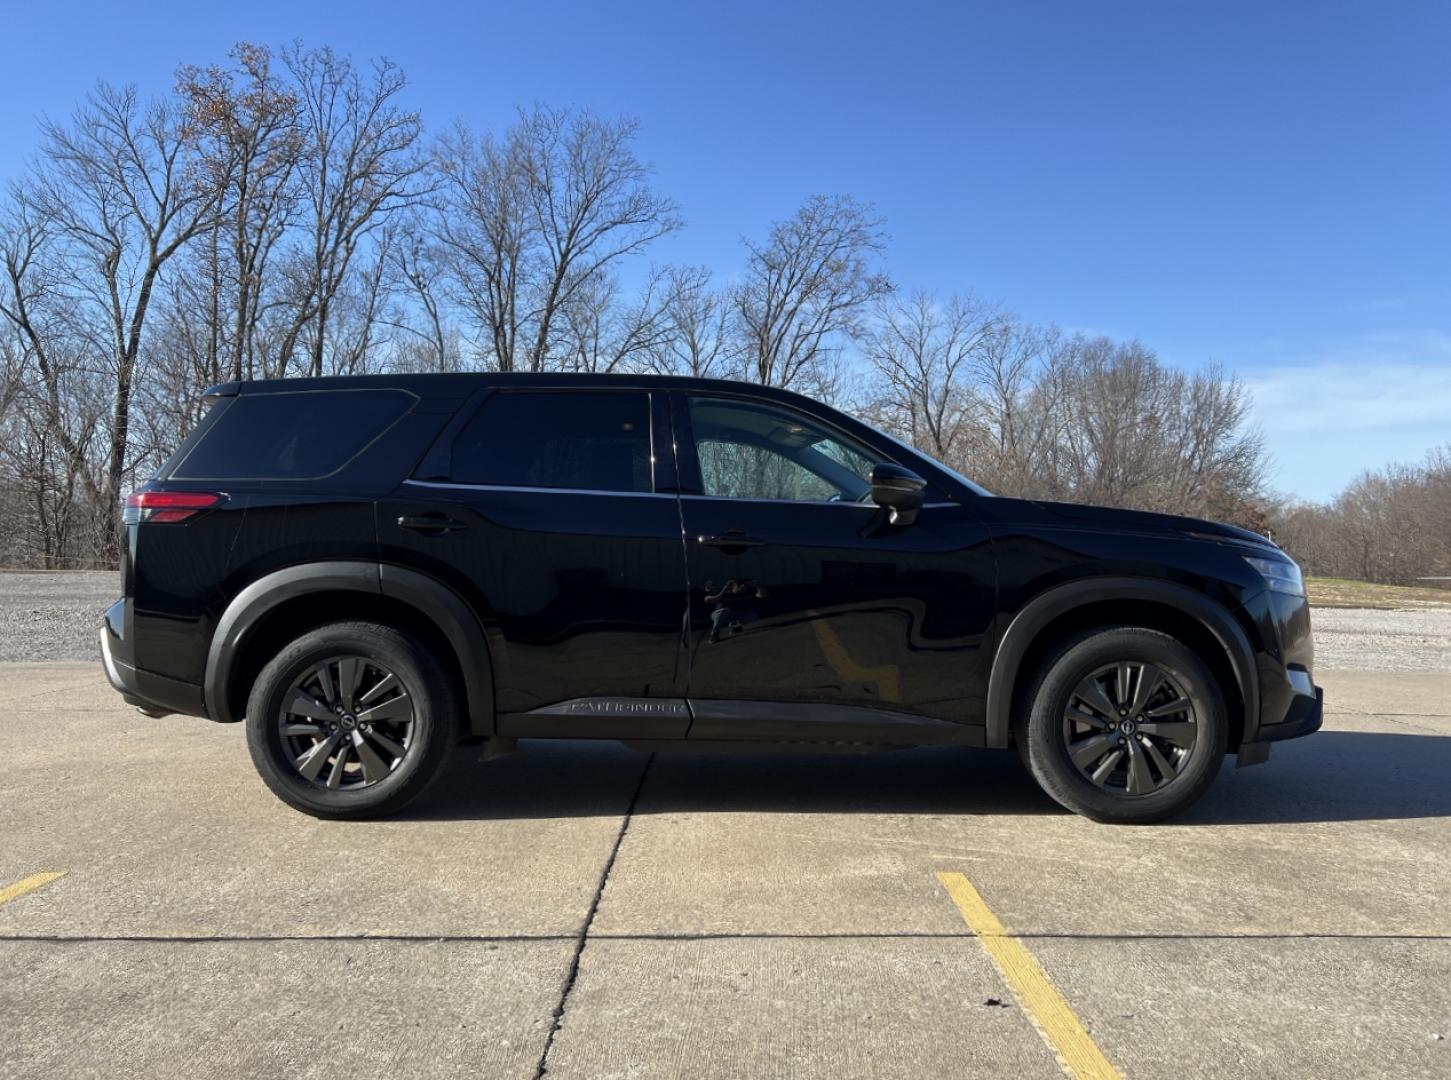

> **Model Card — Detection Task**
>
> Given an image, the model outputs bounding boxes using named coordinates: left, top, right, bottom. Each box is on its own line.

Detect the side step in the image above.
left=496, top=696, right=984, bottom=748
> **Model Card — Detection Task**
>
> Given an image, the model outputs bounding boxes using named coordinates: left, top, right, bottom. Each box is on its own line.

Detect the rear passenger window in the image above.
left=449, top=391, right=653, bottom=492
left=171, top=390, right=414, bottom=480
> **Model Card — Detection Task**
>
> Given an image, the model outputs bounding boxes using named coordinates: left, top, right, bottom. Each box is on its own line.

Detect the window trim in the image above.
left=166, top=387, right=418, bottom=483
left=433, top=386, right=661, bottom=495
left=402, top=478, right=677, bottom=499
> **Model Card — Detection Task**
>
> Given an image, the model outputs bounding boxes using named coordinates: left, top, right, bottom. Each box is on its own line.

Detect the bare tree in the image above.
left=557, top=266, right=680, bottom=374
left=177, top=42, right=301, bottom=382
left=0, top=200, right=103, bottom=516
left=862, top=306, right=1269, bottom=523
left=518, top=107, right=681, bottom=370
left=432, top=121, right=528, bottom=368
left=734, top=195, right=891, bottom=392
left=1271, top=446, right=1450, bottom=585
left=310, top=229, right=394, bottom=375
left=972, top=321, right=1067, bottom=498
left=1027, top=336, right=1267, bottom=519
left=277, top=45, right=426, bottom=377
left=0, top=301, right=108, bottom=568
left=386, top=222, right=457, bottom=371
left=864, top=291, right=1002, bottom=462
left=19, top=85, right=222, bottom=559
left=645, top=265, right=735, bottom=378
left=434, top=106, right=681, bottom=371
left=1162, top=363, right=1266, bottom=522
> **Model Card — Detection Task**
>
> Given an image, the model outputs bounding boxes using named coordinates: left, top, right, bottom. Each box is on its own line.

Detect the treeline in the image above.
left=1268, top=446, right=1451, bottom=586
left=1, top=42, right=1275, bottom=568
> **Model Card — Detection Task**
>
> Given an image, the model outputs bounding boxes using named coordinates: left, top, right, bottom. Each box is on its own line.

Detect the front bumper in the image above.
left=1258, top=684, right=1324, bottom=742
left=1233, top=585, right=1321, bottom=767
left=1237, top=685, right=1323, bottom=767
left=100, top=599, right=206, bottom=718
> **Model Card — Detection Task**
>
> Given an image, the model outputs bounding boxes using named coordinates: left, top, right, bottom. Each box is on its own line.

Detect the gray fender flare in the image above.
left=983, top=576, right=1259, bottom=748
left=203, top=561, right=494, bottom=737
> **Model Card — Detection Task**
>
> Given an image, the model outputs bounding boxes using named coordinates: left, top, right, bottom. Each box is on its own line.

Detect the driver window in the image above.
left=686, top=397, right=877, bottom=502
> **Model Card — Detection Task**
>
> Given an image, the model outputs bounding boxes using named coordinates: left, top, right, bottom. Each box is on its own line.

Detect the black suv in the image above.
left=101, top=373, right=1321, bottom=823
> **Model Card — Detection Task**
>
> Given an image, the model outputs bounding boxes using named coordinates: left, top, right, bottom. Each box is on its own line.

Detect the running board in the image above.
left=497, top=696, right=983, bottom=747
left=688, top=699, right=983, bottom=746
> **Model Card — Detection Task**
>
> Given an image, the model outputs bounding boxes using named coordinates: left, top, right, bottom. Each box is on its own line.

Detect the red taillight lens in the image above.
left=123, top=490, right=226, bottom=524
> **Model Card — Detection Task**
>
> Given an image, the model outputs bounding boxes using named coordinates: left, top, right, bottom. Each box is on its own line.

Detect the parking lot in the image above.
left=2, top=579, right=1450, bottom=1078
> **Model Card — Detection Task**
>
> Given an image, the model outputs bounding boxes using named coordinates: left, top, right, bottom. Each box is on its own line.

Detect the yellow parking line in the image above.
left=0, top=872, right=65, bottom=906
left=937, top=871, right=1123, bottom=1080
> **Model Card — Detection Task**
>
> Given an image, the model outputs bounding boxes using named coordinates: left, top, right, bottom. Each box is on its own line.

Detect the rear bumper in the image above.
left=100, top=622, right=135, bottom=698
left=100, top=600, right=206, bottom=718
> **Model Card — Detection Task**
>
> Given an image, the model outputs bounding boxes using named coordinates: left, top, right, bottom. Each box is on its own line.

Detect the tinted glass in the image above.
left=687, top=397, right=877, bottom=501
left=172, top=389, right=413, bottom=480
left=451, top=391, right=653, bottom=492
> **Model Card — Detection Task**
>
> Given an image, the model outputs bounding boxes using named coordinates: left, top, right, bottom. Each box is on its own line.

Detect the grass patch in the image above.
left=1307, top=577, right=1451, bottom=609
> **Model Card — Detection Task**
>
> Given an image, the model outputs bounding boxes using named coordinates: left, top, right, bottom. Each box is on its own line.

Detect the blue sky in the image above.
left=2, top=1, right=1447, bottom=500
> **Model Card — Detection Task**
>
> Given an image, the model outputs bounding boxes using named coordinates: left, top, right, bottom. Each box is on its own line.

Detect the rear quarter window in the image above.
left=169, top=389, right=415, bottom=481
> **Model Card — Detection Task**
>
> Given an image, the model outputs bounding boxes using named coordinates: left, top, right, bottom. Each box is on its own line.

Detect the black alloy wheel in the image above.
left=1017, top=626, right=1229, bottom=824
left=245, top=621, right=459, bottom=819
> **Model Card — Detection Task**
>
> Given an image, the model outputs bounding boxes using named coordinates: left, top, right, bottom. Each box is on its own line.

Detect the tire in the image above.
left=245, top=621, right=459, bottom=819
left=1017, top=626, right=1228, bottom=824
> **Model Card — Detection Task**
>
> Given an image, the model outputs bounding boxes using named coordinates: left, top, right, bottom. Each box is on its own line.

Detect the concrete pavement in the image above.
left=1, top=665, right=1448, bottom=1079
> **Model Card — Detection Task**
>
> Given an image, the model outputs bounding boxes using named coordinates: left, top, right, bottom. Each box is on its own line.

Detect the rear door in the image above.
left=378, top=387, right=691, bottom=736
left=673, top=391, right=996, bottom=737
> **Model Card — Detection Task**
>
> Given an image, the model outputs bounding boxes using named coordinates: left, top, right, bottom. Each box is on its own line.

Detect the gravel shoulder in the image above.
left=0, top=572, right=118, bottom=662
left=1310, top=606, right=1451, bottom=671
left=1, top=570, right=1448, bottom=672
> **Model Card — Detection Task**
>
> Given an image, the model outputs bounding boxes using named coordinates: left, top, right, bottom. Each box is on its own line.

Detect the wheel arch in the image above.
left=985, top=577, right=1258, bottom=750
left=204, top=561, right=494, bottom=737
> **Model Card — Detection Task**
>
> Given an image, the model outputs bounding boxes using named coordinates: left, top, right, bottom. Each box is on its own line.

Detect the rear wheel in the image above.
left=1017, top=626, right=1228, bottom=824
left=245, top=621, right=458, bottom=819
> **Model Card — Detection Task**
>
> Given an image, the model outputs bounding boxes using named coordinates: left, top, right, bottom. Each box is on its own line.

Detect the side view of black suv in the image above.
left=101, top=373, right=1322, bottom=824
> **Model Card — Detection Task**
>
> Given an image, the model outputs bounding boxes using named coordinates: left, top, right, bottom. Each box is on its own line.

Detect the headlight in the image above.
left=1244, top=555, right=1304, bottom=596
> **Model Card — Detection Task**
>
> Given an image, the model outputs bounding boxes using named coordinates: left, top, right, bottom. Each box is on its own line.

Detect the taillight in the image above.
left=123, top=490, right=226, bottom=524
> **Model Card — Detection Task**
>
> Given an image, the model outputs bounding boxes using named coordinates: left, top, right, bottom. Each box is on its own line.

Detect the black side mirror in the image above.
left=869, top=463, right=927, bottom=526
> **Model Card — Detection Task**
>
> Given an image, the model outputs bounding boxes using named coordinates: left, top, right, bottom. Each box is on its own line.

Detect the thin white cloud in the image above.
left=1242, top=331, right=1451, bottom=500
left=1248, top=360, right=1451, bottom=433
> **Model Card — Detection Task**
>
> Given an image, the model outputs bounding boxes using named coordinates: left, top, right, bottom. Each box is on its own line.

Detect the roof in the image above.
left=202, top=371, right=822, bottom=408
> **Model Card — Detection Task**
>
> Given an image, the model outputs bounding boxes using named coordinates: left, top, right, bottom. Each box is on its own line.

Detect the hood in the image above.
left=985, top=497, right=1279, bottom=550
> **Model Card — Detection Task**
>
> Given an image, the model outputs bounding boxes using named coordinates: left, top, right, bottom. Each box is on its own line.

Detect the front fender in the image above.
left=983, top=576, right=1260, bottom=749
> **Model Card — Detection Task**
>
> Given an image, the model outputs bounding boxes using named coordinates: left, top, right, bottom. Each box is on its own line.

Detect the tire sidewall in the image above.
left=245, top=623, right=453, bottom=818
left=1024, top=628, right=1228, bottom=824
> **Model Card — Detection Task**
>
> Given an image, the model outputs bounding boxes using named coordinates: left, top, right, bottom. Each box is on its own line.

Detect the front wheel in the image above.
left=245, top=621, right=459, bottom=819
left=1018, top=626, right=1228, bottom=824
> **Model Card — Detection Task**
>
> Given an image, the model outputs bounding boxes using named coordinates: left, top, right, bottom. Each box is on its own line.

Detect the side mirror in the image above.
left=869, top=463, right=927, bottom=526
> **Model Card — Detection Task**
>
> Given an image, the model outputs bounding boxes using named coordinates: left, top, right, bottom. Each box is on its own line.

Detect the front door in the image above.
left=378, top=387, right=690, bottom=737
left=672, top=392, right=995, bottom=739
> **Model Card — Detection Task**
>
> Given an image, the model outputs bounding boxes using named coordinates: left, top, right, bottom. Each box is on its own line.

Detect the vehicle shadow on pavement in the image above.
left=402, top=729, right=1451, bottom=825
left=403, top=740, right=1062, bottom=821
left=1184, top=729, right=1451, bottom=826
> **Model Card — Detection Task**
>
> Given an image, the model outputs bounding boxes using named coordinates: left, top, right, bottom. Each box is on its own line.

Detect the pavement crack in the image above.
left=531, top=751, right=654, bottom=1080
